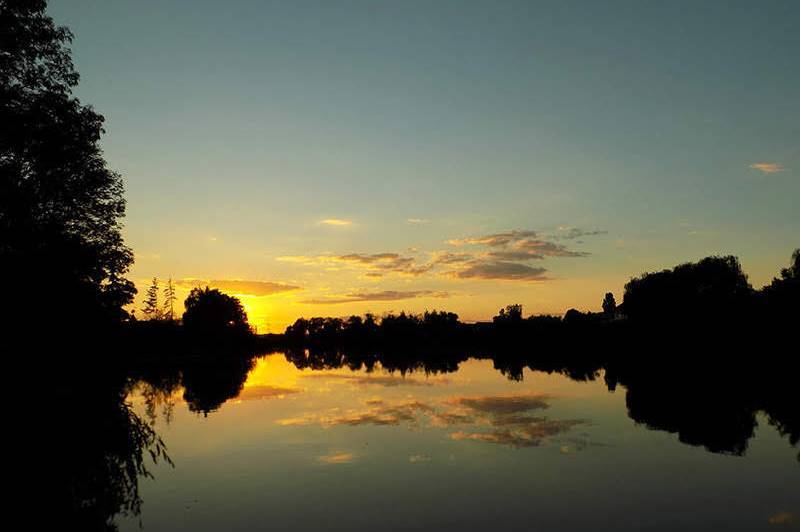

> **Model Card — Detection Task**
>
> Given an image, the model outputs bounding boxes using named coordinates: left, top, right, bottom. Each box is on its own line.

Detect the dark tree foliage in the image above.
left=602, top=292, right=616, bottom=318
left=493, top=304, right=523, bottom=323
left=182, top=287, right=250, bottom=337
left=285, top=310, right=464, bottom=350
left=622, top=255, right=753, bottom=323
left=760, top=248, right=800, bottom=325
left=0, top=0, right=134, bottom=330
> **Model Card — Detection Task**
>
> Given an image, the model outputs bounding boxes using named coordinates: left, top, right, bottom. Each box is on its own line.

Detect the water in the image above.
left=115, top=353, right=798, bottom=531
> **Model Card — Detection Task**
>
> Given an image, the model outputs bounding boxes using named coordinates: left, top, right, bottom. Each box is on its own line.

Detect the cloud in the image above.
left=450, top=419, right=585, bottom=448
left=448, top=393, right=551, bottom=415
left=277, top=226, right=599, bottom=284
left=448, top=230, right=539, bottom=247
left=441, top=393, right=586, bottom=448
left=407, top=218, right=428, bottom=224
left=513, top=239, right=589, bottom=258
left=300, top=373, right=444, bottom=387
left=237, top=385, right=299, bottom=401
left=440, top=229, right=596, bottom=280
left=431, top=251, right=475, bottom=264
left=409, top=454, right=431, bottom=463
left=279, top=252, right=431, bottom=276
left=277, top=392, right=588, bottom=450
left=302, top=290, right=449, bottom=305
left=553, top=227, right=608, bottom=240
left=485, top=250, right=545, bottom=261
left=174, top=279, right=301, bottom=296
left=278, top=399, right=435, bottom=428
left=749, top=162, right=786, bottom=174
left=319, top=218, right=353, bottom=226
left=454, top=261, right=548, bottom=281
left=318, top=452, right=355, bottom=464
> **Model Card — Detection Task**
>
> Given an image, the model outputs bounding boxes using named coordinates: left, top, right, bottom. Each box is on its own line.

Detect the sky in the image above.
left=50, top=0, right=799, bottom=332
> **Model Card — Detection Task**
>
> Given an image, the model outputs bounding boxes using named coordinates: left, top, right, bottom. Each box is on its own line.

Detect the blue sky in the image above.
left=50, top=1, right=799, bottom=330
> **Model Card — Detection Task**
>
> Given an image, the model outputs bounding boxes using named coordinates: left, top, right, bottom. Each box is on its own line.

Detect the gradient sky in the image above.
left=50, top=0, right=799, bottom=332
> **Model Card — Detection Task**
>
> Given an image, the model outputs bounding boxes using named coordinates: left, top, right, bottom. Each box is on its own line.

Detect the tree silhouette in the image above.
left=141, top=278, right=160, bottom=320
left=182, top=286, right=249, bottom=336
left=493, top=304, right=523, bottom=323
left=602, top=292, right=616, bottom=319
left=1, top=0, right=134, bottom=332
left=162, top=278, right=176, bottom=321
left=760, top=248, right=800, bottom=325
left=623, top=255, right=752, bottom=324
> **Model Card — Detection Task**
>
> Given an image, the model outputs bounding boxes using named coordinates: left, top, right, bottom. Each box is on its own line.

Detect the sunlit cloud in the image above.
left=275, top=392, right=587, bottom=449
left=441, top=392, right=586, bottom=448
left=448, top=393, right=551, bottom=415
left=454, top=261, right=548, bottom=281
left=318, top=452, right=356, bottom=464
left=407, top=218, right=428, bottom=224
left=449, top=419, right=584, bottom=448
left=437, top=228, right=596, bottom=280
left=278, top=399, right=435, bottom=428
left=319, top=218, right=353, bottom=226
left=749, top=162, right=786, bottom=174
left=300, top=373, right=445, bottom=387
left=174, top=279, right=301, bottom=296
left=236, top=385, right=299, bottom=401
left=278, top=252, right=431, bottom=276
left=448, top=230, right=539, bottom=247
left=430, top=251, right=475, bottom=264
left=277, top=226, right=600, bottom=284
left=302, top=290, right=449, bottom=305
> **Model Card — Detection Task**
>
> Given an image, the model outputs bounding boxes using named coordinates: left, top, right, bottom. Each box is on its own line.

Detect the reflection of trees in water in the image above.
left=181, top=355, right=256, bottom=415
left=50, top=376, right=172, bottom=531
left=129, top=352, right=259, bottom=417
left=283, top=345, right=799, bottom=462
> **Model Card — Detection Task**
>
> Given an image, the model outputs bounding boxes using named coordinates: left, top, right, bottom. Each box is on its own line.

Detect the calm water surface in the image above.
left=120, top=354, right=798, bottom=531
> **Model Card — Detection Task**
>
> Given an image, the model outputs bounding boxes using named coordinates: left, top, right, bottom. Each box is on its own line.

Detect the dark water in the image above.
left=113, top=353, right=798, bottom=531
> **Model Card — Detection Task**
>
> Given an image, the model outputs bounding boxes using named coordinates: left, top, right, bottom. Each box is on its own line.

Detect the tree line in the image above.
left=283, top=249, right=799, bottom=351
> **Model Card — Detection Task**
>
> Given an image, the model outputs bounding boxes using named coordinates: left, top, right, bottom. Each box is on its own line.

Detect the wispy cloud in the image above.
left=407, top=218, right=428, bottom=225
left=174, top=279, right=301, bottom=296
left=448, top=230, right=539, bottom=247
left=319, top=218, right=353, bottom=226
left=553, top=226, right=608, bottom=240
left=279, top=252, right=431, bottom=276
left=318, top=452, right=356, bottom=464
left=302, top=290, right=449, bottom=305
left=749, top=162, right=786, bottom=174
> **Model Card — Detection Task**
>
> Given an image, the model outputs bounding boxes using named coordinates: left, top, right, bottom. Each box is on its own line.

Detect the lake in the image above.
left=114, top=352, right=798, bottom=531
